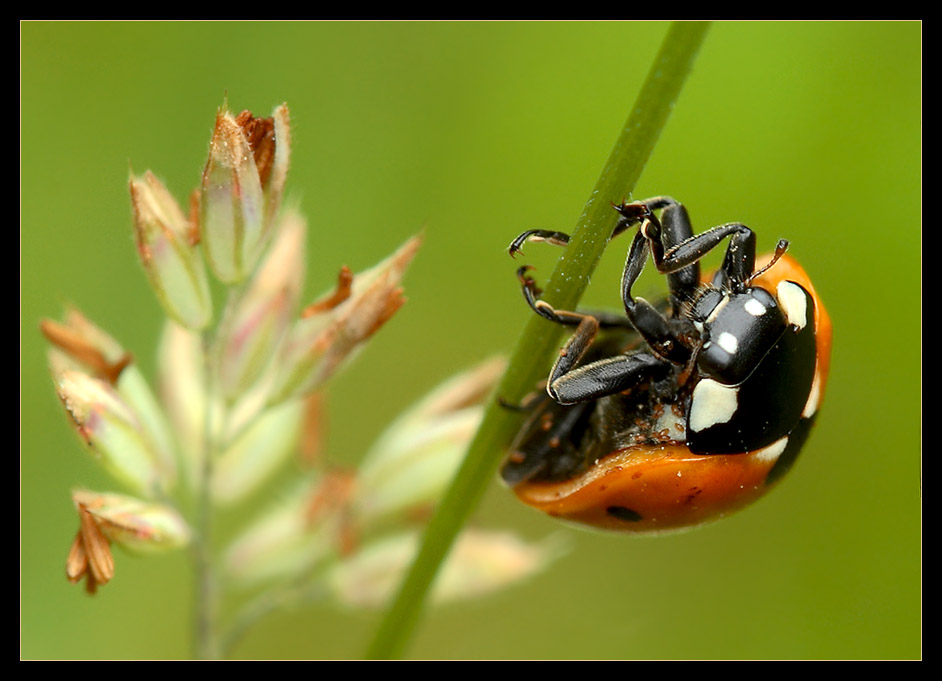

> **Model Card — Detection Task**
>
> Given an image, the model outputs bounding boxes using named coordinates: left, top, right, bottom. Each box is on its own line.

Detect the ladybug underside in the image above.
left=502, top=330, right=691, bottom=486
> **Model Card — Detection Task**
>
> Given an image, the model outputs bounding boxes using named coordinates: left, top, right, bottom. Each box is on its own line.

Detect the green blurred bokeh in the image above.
left=21, top=21, right=921, bottom=660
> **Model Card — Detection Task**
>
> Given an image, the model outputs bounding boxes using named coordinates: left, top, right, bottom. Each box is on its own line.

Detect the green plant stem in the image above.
left=220, top=579, right=328, bottom=657
left=193, top=329, right=219, bottom=660
left=191, top=280, right=252, bottom=659
left=365, top=21, right=711, bottom=660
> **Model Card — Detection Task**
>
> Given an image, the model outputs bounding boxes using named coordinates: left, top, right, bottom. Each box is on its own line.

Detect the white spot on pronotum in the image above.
left=717, top=331, right=738, bottom=355
left=753, top=436, right=789, bottom=463
left=803, top=370, right=822, bottom=418
left=688, top=379, right=739, bottom=432
left=744, top=296, right=767, bottom=317
left=777, top=281, right=808, bottom=329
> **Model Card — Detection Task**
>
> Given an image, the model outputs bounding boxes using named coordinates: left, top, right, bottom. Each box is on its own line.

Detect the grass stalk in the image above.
left=365, top=21, right=711, bottom=660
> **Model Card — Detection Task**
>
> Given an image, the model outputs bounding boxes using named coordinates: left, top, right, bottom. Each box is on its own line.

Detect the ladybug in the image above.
left=501, top=196, right=832, bottom=533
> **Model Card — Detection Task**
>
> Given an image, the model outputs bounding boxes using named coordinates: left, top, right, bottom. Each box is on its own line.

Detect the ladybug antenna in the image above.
left=747, top=239, right=789, bottom=286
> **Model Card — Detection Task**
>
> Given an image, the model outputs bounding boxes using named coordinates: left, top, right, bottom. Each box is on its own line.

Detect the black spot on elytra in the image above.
left=607, top=506, right=643, bottom=522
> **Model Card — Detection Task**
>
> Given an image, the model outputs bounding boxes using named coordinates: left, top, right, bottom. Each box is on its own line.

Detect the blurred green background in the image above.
left=21, top=21, right=920, bottom=659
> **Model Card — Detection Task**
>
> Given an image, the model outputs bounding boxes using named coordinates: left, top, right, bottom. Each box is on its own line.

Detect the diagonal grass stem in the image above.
left=366, top=21, right=711, bottom=660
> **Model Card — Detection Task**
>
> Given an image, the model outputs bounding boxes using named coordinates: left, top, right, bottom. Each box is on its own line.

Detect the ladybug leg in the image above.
left=507, top=197, right=671, bottom=258
left=517, top=266, right=634, bottom=328
left=657, top=200, right=700, bottom=305
left=615, top=197, right=701, bottom=301
left=522, top=288, right=671, bottom=405
left=619, top=229, right=697, bottom=363
left=612, top=197, right=705, bottom=363
left=548, top=344, right=671, bottom=405
left=658, top=221, right=757, bottom=287
left=633, top=206, right=788, bottom=293
left=508, top=229, right=570, bottom=258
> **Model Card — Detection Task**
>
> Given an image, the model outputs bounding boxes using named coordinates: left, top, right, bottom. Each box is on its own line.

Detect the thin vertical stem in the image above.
left=365, top=21, right=711, bottom=660
left=193, top=329, right=218, bottom=660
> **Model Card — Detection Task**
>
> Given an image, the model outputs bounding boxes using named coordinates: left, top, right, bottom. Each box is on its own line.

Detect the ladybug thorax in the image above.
left=690, top=286, right=786, bottom=387
left=684, top=278, right=817, bottom=455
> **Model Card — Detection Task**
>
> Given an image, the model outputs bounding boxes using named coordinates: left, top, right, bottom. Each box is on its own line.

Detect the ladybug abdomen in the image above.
left=512, top=441, right=785, bottom=533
